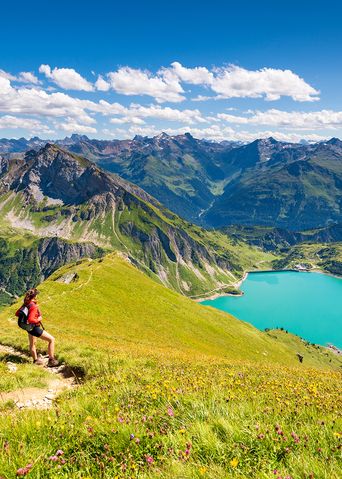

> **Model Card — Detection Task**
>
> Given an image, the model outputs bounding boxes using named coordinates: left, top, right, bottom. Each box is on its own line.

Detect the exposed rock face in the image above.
left=0, top=157, right=9, bottom=176
left=37, top=237, right=103, bottom=277
left=0, top=235, right=104, bottom=303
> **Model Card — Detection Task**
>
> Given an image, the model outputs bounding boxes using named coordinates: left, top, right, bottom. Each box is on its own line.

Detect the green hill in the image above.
left=1, top=253, right=339, bottom=371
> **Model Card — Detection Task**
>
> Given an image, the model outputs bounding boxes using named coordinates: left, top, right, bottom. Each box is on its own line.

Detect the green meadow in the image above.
left=0, top=254, right=341, bottom=478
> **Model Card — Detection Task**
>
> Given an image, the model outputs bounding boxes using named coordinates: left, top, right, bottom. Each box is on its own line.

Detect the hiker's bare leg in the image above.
left=40, top=331, right=55, bottom=359
left=28, top=334, right=38, bottom=361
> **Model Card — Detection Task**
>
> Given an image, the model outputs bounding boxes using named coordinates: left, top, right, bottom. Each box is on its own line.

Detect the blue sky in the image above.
left=0, top=0, right=341, bottom=142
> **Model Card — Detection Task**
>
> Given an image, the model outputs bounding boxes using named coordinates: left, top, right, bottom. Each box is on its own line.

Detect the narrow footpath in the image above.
left=0, top=344, right=77, bottom=410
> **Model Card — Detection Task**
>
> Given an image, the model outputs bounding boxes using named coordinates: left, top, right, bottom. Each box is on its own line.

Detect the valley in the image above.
left=0, top=144, right=277, bottom=305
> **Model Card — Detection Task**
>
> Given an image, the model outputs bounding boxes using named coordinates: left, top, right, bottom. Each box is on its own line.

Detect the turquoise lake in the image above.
left=202, top=271, right=342, bottom=349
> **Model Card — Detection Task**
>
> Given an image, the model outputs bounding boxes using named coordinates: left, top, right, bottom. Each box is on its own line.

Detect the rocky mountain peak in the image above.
left=327, top=137, right=342, bottom=147
left=154, top=132, right=170, bottom=140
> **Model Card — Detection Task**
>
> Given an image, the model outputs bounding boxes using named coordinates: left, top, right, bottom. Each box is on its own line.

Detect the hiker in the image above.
left=16, top=288, right=59, bottom=367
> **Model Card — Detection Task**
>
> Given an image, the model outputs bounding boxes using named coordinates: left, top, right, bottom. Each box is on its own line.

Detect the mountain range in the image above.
left=0, top=144, right=273, bottom=302
left=1, top=133, right=341, bottom=231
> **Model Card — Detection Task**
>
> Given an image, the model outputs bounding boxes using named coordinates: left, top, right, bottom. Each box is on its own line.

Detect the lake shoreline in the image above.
left=194, top=268, right=342, bottom=302
left=198, top=269, right=342, bottom=351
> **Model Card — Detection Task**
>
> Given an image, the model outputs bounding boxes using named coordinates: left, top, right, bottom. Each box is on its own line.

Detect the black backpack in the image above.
left=17, top=305, right=34, bottom=332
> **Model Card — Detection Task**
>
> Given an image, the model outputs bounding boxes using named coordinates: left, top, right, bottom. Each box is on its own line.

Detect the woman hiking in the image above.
left=16, top=288, right=59, bottom=367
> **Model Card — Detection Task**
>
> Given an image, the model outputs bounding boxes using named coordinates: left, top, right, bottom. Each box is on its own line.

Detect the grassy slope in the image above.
left=0, top=253, right=338, bottom=371
left=0, top=254, right=341, bottom=478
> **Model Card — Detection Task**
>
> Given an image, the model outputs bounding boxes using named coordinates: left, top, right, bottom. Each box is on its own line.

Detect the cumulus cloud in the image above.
left=0, top=68, right=332, bottom=142
left=0, top=76, right=98, bottom=124
left=99, top=62, right=319, bottom=103
left=210, top=66, right=319, bottom=102
left=95, top=75, right=110, bottom=91
left=0, top=69, right=17, bottom=81
left=218, top=109, right=342, bottom=129
left=159, top=62, right=319, bottom=102
left=17, top=71, right=41, bottom=85
left=39, top=64, right=94, bottom=91
left=107, top=105, right=204, bottom=125
left=107, top=67, right=185, bottom=103
left=0, top=77, right=208, bottom=134
left=0, top=69, right=40, bottom=84
left=58, top=120, right=97, bottom=134
left=167, top=61, right=213, bottom=85
left=108, top=105, right=204, bottom=125
left=110, top=116, right=146, bottom=125
left=0, top=115, right=52, bottom=132
left=125, top=104, right=205, bottom=124
left=191, top=95, right=213, bottom=102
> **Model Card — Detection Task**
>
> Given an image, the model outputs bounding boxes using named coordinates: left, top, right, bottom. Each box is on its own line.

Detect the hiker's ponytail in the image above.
left=24, top=288, right=39, bottom=306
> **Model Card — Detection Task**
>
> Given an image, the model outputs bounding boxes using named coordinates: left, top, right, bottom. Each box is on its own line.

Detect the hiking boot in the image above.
left=34, top=358, right=44, bottom=366
left=47, top=358, right=59, bottom=368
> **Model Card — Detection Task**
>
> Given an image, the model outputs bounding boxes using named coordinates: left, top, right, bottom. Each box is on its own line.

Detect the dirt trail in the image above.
left=0, top=344, right=77, bottom=410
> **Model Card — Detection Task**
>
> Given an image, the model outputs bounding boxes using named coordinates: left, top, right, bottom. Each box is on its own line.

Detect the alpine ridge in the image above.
left=0, top=144, right=272, bottom=298
left=2, top=133, right=341, bottom=230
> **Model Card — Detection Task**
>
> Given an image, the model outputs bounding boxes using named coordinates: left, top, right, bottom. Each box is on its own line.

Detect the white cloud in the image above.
left=110, top=116, right=146, bottom=125
left=125, top=104, right=205, bottom=124
left=191, top=95, right=213, bottom=102
left=0, top=77, right=98, bottom=124
left=167, top=61, right=213, bottom=85
left=211, top=65, right=319, bottom=102
left=17, top=71, right=41, bottom=85
left=58, top=120, right=97, bottom=134
left=218, top=109, right=342, bottom=130
left=0, top=115, right=51, bottom=132
left=0, top=69, right=17, bottom=81
left=0, top=69, right=40, bottom=85
left=0, top=77, right=199, bottom=128
left=39, top=64, right=94, bottom=91
left=217, top=113, right=249, bottom=124
left=107, top=67, right=185, bottom=103
left=0, top=67, right=332, bottom=142
left=158, top=62, right=319, bottom=102
left=95, top=75, right=110, bottom=91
